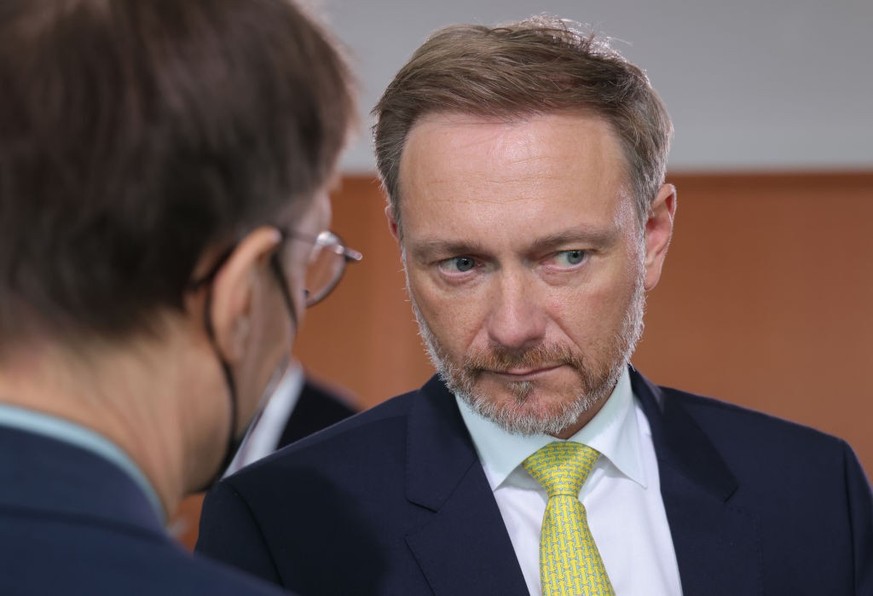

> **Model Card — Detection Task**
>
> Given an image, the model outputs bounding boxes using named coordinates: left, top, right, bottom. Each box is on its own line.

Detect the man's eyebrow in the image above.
left=527, top=227, right=619, bottom=252
left=407, top=240, right=487, bottom=261
left=407, top=227, right=619, bottom=261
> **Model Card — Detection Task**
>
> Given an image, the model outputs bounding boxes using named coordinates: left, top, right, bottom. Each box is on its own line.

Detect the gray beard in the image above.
left=407, top=263, right=646, bottom=437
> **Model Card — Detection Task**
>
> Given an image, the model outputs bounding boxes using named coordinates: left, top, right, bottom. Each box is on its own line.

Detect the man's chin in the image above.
left=458, top=383, right=598, bottom=437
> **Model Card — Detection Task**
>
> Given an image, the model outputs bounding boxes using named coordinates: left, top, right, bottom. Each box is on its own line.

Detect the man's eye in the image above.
left=439, top=256, right=477, bottom=273
left=554, top=250, right=587, bottom=267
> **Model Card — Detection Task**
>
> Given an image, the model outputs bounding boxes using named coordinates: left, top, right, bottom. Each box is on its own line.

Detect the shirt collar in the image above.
left=224, top=361, right=305, bottom=476
left=0, top=403, right=165, bottom=522
left=456, top=367, right=647, bottom=490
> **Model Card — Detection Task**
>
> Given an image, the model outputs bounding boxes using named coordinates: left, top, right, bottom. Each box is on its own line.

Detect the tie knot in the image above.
left=523, top=442, right=600, bottom=497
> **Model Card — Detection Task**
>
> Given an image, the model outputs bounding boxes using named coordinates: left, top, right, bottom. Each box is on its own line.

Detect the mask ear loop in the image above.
left=200, top=284, right=241, bottom=489
left=186, top=243, right=240, bottom=491
left=195, top=237, right=300, bottom=489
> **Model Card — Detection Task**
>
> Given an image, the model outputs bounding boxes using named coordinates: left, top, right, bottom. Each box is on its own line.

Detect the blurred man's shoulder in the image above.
left=231, top=386, right=423, bottom=480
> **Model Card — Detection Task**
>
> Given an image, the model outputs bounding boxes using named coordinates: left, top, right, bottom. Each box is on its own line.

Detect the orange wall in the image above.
left=634, top=172, right=873, bottom=474
left=296, top=172, right=873, bottom=475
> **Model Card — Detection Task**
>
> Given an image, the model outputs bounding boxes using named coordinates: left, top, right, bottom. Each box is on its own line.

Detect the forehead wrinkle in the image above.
left=399, top=112, right=633, bottom=232
left=407, top=113, right=548, bottom=179
left=420, top=146, right=585, bottom=209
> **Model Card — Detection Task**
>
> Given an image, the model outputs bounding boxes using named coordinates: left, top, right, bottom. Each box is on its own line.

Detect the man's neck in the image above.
left=0, top=334, right=212, bottom=518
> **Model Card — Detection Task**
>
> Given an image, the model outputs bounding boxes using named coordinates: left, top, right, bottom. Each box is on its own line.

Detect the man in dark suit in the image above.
left=280, top=375, right=357, bottom=445
left=224, top=363, right=357, bottom=475
left=0, top=0, right=356, bottom=594
left=197, top=16, right=873, bottom=595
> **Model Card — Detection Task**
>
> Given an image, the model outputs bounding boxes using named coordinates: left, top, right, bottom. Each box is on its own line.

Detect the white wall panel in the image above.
left=311, top=0, right=873, bottom=172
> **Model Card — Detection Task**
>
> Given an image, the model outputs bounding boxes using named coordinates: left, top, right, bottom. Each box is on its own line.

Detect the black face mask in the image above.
left=196, top=249, right=297, bottom=492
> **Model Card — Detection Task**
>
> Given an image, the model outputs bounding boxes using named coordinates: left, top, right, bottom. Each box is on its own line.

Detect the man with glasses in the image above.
left=224, top=232, right=362, bottom=476
left=0, top=0, right=355, bottom=594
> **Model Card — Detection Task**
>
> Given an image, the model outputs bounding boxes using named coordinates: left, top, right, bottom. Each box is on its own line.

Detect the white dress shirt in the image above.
left=457, top=368, right=683, bottom=596
left=224, top=362, right=305, bottom=476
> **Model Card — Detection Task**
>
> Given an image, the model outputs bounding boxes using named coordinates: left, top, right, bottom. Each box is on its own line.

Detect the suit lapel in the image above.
left=401, top=371, right=764, bottom=595
left=404, top=377, right=528, bottom=596
left=631, top=369, right=763, bottom=596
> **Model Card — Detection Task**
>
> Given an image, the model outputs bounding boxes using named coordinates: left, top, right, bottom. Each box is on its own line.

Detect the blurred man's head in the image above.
left=374, top=17, right=675, bottom=438
left=0, top=0, right=355, bottom=495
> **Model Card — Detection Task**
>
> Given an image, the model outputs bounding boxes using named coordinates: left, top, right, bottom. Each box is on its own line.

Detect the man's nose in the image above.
left=485, top=269, right=547, bottom=351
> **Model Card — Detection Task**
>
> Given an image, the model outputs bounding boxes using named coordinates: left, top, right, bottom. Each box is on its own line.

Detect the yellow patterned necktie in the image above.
left=523, top=442, right=615, bottom=596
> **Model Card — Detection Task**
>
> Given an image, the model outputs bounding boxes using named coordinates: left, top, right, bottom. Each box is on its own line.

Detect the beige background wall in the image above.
left=321, top=0, right=873, bottom=174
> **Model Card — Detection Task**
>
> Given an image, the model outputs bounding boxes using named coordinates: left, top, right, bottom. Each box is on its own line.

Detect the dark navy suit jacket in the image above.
left=0, top=425, right=285, bottom=596
left=197, top=369, right=873, bottom=595
left=277, top=378, right=357, bottom=449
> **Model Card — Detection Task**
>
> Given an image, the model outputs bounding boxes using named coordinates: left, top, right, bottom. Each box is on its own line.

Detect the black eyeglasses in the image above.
left=284, top=230, right=362, bottom=307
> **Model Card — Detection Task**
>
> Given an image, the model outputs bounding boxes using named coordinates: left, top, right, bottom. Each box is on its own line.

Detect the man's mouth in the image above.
left=488, top=364, right=563, bottom=381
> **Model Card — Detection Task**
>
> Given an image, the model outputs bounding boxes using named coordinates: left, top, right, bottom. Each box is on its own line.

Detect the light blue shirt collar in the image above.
left=0, top=403, right=165, bottom=521
left=457, top=367, right=647, bottom=490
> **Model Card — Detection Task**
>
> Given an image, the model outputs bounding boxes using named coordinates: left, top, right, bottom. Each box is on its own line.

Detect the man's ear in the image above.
left=643, top=183, right=677, bottom=291
left=385, top=205, right=400, bottom=242
left=205, top=227, right=283, bottom=364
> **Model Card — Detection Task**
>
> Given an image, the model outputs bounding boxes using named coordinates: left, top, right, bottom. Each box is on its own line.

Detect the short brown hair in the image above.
left=0, top=0, right=355, bottom=345
left=373, top=16, right=672, bottom=233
